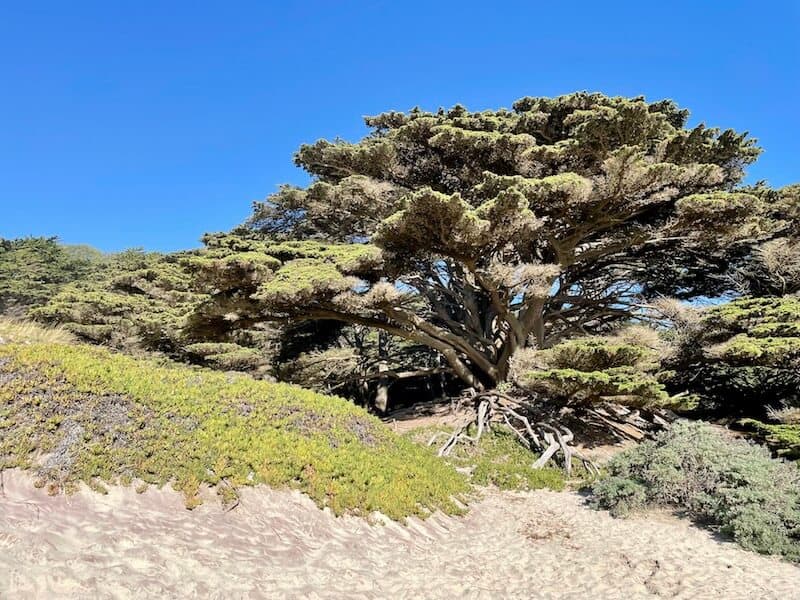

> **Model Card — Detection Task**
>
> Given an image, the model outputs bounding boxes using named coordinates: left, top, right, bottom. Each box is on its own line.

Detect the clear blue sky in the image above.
left=1, top=1, right=798, bottom=252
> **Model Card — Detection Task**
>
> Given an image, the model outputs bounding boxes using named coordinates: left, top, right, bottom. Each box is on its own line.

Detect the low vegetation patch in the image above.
left=0, top=318, right=76, bottom=345
left=592, top=421, right=800, bottom=561
left=739, top=419, right=800, bottom=460
left=0, top=340, right=468, bottom=519
left=409, top=425, right=566, bottom=492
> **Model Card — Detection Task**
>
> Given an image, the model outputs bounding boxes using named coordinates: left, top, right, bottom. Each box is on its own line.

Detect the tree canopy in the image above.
left=187, top=93, right=776, bottom=390
left=666, top=295, right=800, bottom=416
left=0, top=237, right=103, bottom=314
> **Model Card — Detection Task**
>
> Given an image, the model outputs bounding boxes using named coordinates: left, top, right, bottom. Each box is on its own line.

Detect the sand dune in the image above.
left=1, top=470, right=798, bottom=599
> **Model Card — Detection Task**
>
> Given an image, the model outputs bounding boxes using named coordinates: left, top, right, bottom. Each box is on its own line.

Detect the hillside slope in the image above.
left=0, top=328, right=467, bottom=519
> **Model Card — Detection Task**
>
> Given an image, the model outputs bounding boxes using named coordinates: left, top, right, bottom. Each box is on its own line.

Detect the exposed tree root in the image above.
left=432, top=390, right=600, bottom=476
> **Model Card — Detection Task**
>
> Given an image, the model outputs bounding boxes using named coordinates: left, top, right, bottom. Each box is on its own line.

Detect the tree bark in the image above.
left=373, top=330, right=390, bottom=413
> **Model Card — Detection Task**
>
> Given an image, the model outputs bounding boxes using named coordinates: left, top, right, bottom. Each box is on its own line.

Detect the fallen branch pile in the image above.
left=430, top=390, right=601, bottom=476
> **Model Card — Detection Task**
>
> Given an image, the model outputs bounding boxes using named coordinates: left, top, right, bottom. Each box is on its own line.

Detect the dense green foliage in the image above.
left=0, top=237, right=102, bottom=313
left=182, top=93, right=773, bottom=392
left=0, top=336, right=468, bottom=519
left=513, top=328, right=671, bottom=408
left=592, top=421, right=800, bottom=561
left=32, top=248, right=275, bottom=372
left=733, top=184, right=800, bottom=296
left=33, top=250, right=196, bottom=349
left=666, top=296, right=800, bottom=417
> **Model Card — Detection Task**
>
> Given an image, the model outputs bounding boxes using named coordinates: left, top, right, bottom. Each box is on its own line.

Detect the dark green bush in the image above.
left=740, top=419, right=800, bottom=460
left=592, top=421, right=800, bottom=561
left=666, top=296, right=800, bottom=417
left=513, top=330, right=672, bottom=408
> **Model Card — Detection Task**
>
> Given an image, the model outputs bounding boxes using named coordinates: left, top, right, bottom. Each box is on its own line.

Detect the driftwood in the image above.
left=431, top=390, right=601, bottom=476
left=584, top=404, right=676, bottom=441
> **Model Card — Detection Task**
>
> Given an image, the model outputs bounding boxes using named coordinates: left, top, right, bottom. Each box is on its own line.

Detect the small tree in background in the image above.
left=0, top=237, right=102, bottom=314
left=33, top=249, right=277, bottom=371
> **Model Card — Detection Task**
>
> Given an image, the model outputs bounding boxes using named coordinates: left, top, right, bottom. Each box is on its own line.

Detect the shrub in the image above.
left=665, top=296, right=800, bottom=417
left=513, top=330, right=671, bottom=408
left=185, top=342, right=264, bottom=371
left=0, top=341, right=468, bottom=519
left=33, top=249, right=279, bottom=373
left=520, top=367, right=669, bottom=407
left=592, top=421, right=800, bottom=560
left=32, top=250, right=199, bottom=352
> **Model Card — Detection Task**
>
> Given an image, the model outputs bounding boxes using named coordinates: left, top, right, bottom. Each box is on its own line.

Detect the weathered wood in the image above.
left=439, top=390, right=600, bottom=475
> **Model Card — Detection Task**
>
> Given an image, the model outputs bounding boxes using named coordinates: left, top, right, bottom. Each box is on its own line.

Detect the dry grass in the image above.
left=766, top=404, right=800, bottom=425
left=0, top=318, right=76, bottom=345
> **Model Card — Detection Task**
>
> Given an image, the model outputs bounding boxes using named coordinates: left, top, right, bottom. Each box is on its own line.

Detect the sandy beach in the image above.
left=1, top=470, right=798, bottom=599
